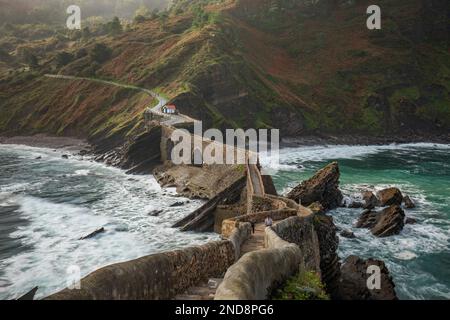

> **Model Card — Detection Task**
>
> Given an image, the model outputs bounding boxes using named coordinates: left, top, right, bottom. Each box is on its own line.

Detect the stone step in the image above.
left=173, top=278, right=223, bottom=300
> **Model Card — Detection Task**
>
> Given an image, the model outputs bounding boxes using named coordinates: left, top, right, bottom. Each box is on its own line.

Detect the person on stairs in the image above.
left=264, top=216, right=273, bottom=227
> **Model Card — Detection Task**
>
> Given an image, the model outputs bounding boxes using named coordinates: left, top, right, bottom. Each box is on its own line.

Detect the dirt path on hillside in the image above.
left=43, top=74, right=193, bottom=126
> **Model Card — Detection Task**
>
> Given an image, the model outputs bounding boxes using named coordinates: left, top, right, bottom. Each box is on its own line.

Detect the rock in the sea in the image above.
left=403, top=195, right=416, bottom=209
left=35, top=156, right=42, bottom=160
left=17, top=286, right=39, bottom=300
left=376, top=187, right=403, bottom=206
left=61, top=154, right=69, bottom=159
left=356, top=205, right=405, bottom=237
left=340, top=229, right=356, bottom=239
left=362, top=191, right=379, bottom=209
left=79, top=227, right=105, bottom=240
left=170, top=201, right=185, bottom=207
left=148, top=209, right=163, bottom=217
left=287, top=162, right=343, bottom=210
left=348, top=201, right=364, bottom=209
left=405, top=217, right=418, bottom=225
left=337, top=255, right=397, bottom=300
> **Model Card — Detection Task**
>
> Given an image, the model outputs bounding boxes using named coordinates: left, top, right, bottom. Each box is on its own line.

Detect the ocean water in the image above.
left=262, top=143, right=450, bottom=300
left=0, top=144, right=218, bottom=300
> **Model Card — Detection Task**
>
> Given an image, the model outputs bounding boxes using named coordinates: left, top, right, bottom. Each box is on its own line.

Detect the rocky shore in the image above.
left=283, top=161, right=422, bottom=300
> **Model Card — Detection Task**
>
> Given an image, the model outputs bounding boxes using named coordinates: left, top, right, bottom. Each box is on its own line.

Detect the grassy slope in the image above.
left=0, top=0, right=448, bottom=146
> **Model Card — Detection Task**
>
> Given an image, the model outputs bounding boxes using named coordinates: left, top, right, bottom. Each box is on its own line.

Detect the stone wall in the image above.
left=216, top=207, right=325, bottom=300
left=45, top=241, right=235, bottom=300
left=213, top=204, right=245, bottom=234
left=228, top=222, right=252, bottom=260
left=272, top=216, right=321, bottom=274
left=215, top=227, right=301, bottom=300
left=221, top=208, right=297, bottom=238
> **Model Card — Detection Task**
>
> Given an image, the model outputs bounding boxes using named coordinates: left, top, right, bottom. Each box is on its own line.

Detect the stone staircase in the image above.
left=174, top=278, right=223, bottom=300
left=174, top=223, right=267, bottom=300
left=240, top=223, right=266, bottom=257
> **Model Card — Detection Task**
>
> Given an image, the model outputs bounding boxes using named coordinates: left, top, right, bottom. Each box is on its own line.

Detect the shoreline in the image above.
left=0, top=135, right=91, bottom=152
left=2, top=133, right=449, bottom=152
left=280, top=133, right=450, bottom=148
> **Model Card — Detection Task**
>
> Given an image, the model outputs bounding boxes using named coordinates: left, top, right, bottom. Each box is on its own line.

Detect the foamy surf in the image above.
left=271, top=143, right=450, bottom=299
left=0, top=145, right=218, bottom=300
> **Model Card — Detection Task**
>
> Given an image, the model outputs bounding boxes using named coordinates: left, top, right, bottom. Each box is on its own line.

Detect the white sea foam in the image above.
left=0, top=145, right=218, bottom=300
left=262, top=143, right=450, bottom=173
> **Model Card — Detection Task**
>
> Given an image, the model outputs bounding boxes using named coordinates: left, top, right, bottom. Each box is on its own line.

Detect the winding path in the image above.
left=43, top=74, right=193, bottom=126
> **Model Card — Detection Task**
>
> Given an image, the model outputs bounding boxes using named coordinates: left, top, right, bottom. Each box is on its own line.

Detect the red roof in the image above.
left=166, top=104, right=177, bottom=110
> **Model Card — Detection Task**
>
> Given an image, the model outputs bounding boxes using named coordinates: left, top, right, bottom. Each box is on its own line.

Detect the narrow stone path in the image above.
left=240, top=222, right=266, bottom=257
left=173, top=278, right=223, bottom=300
left=173, top=223, right=267, bottom=300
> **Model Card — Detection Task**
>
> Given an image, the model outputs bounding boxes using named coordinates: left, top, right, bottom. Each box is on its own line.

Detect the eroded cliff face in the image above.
left=313, top=214, right=341, bottom=298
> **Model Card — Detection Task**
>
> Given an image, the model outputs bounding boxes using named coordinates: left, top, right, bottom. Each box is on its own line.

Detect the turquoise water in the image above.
left=264, top=143, right=450, bottom=300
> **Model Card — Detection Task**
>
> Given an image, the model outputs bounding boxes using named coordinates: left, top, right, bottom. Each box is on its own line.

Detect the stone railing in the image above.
left=227, top=222, right=252, bottom=261
left=215, top=227, right=301, bottom=300
left=215, top=209, right=320, bottom=300
left=45, top=240, right=235, bottom=300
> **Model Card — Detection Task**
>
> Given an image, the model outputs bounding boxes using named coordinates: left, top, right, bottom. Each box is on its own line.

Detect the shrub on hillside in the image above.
left=89, top=44, right=112, bottom=63
left=272, top=271, right=329, bottom=300
left=56, top=51, right=74, bottom=67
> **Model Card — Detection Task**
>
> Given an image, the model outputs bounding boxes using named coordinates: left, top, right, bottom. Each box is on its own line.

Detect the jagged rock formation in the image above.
left=356, top=205, right=405, bottom=237
left=287, top=162, right=343, bottom=210
left=376, top=187, right=403, bottom=207
left=337, top=255, right=397, bottom=300
left=313, top=214, right=341, bottom=298
left=94, top=126, right=163, bottom=174
left=362, top=191, right=379, bottom=209
left=403, top=195, right=416, bottom=209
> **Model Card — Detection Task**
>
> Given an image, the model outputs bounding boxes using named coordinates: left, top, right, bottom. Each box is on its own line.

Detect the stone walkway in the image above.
left=174, top=223, right=267, bottom=300
left=240, top=222, right=266, bottom=257
left=173, top=278, right=223, bottom=300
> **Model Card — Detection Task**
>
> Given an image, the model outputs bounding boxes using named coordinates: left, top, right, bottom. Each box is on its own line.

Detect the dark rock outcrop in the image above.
left=403, top=195, right=416, bottom=209
left=287, top=162, right=343, bottom=210
left=405, top=217, right=418, bottom=225
left=337, top=255, right=397, bottom=300
left=17, top=286, right=38, bottom=300
left=79, top=227, right=105, bottom=240
left=313, top=214, right=341, bottom=298
left=95, top=125, right=162, bottom=175
left=340, top=229, right=356, bottom=239
left=362, top=191, right=379, bottom=209
left=356, top=205, right=405, bottom=237
left=376, top=188, right=403, bottom=206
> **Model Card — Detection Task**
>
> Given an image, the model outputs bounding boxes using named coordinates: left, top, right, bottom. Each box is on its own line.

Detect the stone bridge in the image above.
left=43, top=98, right=327, bottom=301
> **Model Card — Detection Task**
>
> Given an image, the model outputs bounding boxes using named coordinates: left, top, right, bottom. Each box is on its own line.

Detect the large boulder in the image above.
left=362, top=191, right=379, bottom=209
left=337, top=255, right=397, bottom=300
left=376, top=188, right=403, bottom=206
left=287, top=162, right=343, bottom=210
left=403, top=195, right=416, bottom=209
left=356, top=205, right=405, bottom=237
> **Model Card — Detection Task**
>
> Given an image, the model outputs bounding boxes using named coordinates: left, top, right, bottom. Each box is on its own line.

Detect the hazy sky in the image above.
left=0, top=0, right=172, bottom=24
